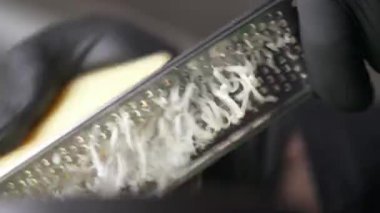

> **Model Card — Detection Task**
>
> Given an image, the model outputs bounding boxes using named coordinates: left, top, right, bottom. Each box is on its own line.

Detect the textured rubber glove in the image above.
left=298, top=0, right=380, bottom=111
left=0, top=16, right=176, bottom=154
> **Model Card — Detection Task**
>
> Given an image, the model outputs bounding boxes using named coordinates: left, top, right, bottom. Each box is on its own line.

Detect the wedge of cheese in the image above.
left=0, top=52, right=171, bottom=177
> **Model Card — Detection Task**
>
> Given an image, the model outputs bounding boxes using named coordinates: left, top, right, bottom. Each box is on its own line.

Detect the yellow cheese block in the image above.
left=0, top=52, right=171, bottom=177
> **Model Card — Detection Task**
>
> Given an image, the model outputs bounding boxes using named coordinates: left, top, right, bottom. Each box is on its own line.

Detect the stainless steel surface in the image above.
left=0, top=0, right=310, bottom=198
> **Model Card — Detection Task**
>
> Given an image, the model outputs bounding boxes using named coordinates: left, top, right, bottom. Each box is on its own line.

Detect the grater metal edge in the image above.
left=0, top=0, right=311, bottom=198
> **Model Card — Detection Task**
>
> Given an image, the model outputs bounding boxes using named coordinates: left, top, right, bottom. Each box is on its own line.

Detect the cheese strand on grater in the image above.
left=0, top=2, right=309, bottom=198
left=55, top=20, right=298, bottom=197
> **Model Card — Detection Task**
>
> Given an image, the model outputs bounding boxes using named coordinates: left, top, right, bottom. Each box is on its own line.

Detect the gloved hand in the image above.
left=297, top=0, right=380, bottom=111
left=0, top=16, right=176, bottom=154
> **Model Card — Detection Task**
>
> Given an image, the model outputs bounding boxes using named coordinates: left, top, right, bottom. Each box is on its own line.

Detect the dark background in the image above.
left=0, top=0, right=265, bottom=52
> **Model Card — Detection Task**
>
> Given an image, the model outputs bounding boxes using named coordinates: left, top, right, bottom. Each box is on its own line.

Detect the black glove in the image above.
left=297, top=0, right=380, bottom=111
left=0, top=16, right=176, bottom=154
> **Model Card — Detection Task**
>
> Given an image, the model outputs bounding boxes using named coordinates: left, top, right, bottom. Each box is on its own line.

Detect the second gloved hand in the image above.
left=298, top=0, right=380, bottom=111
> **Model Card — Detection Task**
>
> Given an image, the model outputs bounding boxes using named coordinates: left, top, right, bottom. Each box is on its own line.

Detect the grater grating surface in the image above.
left=0, top=0, right=310, bottom=198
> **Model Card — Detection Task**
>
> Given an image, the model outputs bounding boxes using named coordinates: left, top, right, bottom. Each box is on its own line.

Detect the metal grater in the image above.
left=0, top=0, right=311, bottom=198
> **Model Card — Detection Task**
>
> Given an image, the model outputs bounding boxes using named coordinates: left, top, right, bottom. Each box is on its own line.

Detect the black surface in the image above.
left=0, top=193, right=291, bottom=213
left=297, top=0, right=380, bottom=111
